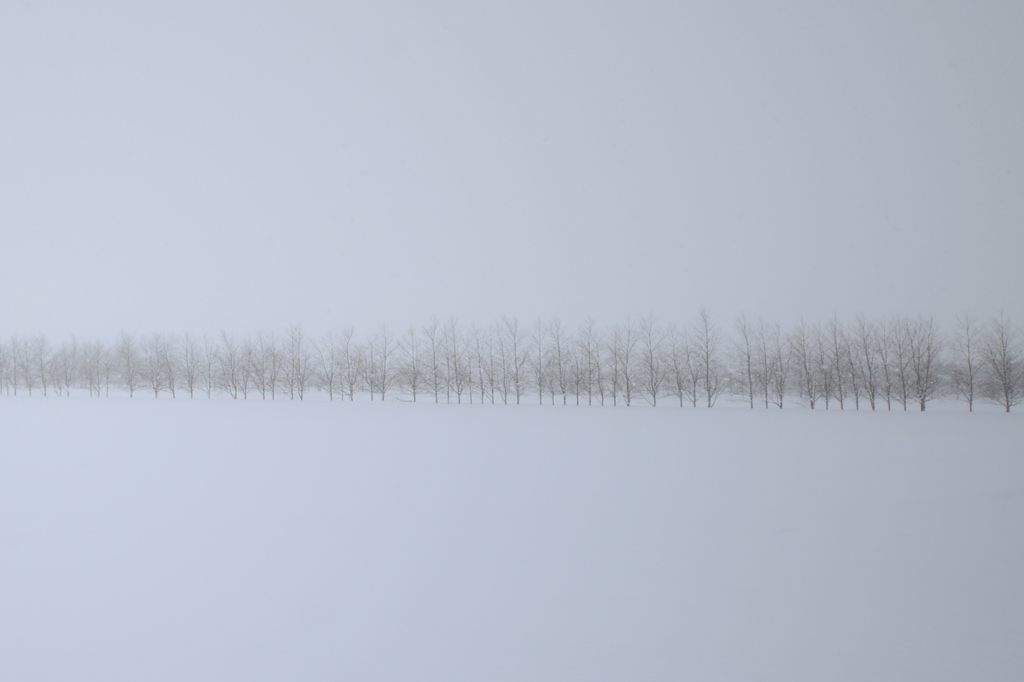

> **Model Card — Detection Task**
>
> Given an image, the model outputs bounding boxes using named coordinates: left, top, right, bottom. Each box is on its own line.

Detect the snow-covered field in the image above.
left=1, top=399, right=1021, bottom=681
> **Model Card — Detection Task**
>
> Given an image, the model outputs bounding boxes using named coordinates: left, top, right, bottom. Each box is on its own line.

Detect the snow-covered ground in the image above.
left=1, top=398, right=1021, bottom=681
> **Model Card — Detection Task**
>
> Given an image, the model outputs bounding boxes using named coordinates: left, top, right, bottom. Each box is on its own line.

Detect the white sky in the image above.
left=1, top=2, right=1021, bottom=337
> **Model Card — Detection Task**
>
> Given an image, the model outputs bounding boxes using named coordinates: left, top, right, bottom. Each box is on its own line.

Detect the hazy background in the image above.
left=1, top=1, right=1021, bottom=338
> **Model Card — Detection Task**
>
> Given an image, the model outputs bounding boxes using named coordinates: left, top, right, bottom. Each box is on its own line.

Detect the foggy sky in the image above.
left=1, top=2, right=1021, bottom=338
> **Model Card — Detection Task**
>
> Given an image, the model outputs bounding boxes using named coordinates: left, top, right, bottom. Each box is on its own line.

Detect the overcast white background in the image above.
left=1, top=1, right=1021, bottom=338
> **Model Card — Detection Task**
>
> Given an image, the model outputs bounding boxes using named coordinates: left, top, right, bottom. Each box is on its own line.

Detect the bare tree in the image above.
left=218, top=331, right=241, bottom=399
left=826, top=316, right=846, bottom=409
left=752, top=319, right=774, bottom=409
left=197, top=336, right=214, bottom=398
left=283, top=326, right=313, bottom=400
left=548, top=318, right=571, bottom=405
left=143, top=333, right=168, bottom=397
left=905, top=317, right=944, bottom=411
left=117, top=332, right=141, bottom=397
left=53, top=337, right=79, bottom=397
left=666, top=326, right=689, bottom=407
left=162, top=334, right=180, bottom=398
left=732, top=315, right=757, bottom=408
left=181, top=332, right=202, bottom=398
left=576, top=318, right=601, bottom=406
left=81, top=340, right=109, bottom=397
left=0, top=341, right=12, bottom=396
left=445, top=318, right=468, bottom=403
left=568, top=342, right=585, bottom=405
left=13, top=337, right=36, bottom=396
left=366, top=333, right=381, bottom=400
left=370, top=325, right=398, bottom=401
left=396, top=327, right=424, bottom=401
left=692, top=308, right=725, bottom=407
left=423, top=317, right=446, bottom=403
left=854, top=316, right=880, bottom=410
left=350, top=342, right=369, bottom=399
left=29, top=334, right=52, bottom=397
left=609, top=319, right=639, bottom=406
left=0, top=342, right=9, bottom=396
left=790, top=321, right=819, bottom=408
left=491, top=323, right=509, bottom=404
left=469, top=324, right=495, bottom=404
left=238, top=337, right=255, bottom=399
left=530, top=318, right=547, bottom=404
left=843, top=327, right=863, bottom=409
left=982, top=313, right=1023, bottom=412
left=875, top=321, right=895, bottom=410
left=638, top=315, right=666, bottom=406
left=889, top=317, right=913, bottom=410
left=335, top=328, right=360, bottom=401
left=101, top=345, right=117, bottom=396
left=252, top=330, right=282, bottom=400
left=813, top=324, right=835, bottom=409
left=769, top=324, right=789, bottom=408
left=951, top=313, right=982, bottom=411
left=312, top=333, right=340, bottom=400
left=500, top=316, right=528, bottom=404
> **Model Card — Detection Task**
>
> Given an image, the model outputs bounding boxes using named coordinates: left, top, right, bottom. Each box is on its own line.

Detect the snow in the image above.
left=1, top=398, right=1021, bottom=681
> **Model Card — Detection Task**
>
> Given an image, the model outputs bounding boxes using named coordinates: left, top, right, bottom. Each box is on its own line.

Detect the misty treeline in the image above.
left=1, top=310, right=1022, bottom=412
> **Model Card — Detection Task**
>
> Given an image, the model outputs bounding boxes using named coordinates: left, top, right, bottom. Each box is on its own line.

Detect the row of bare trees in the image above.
left=0, top=311, right=1020, bottom=411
